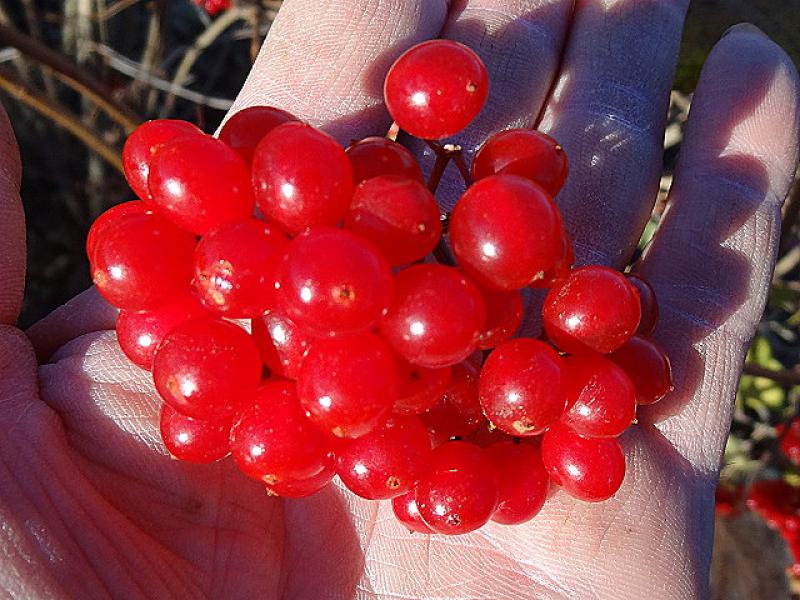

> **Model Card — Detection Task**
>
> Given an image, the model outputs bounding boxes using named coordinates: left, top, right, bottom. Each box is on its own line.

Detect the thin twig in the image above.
left=0, top=67, right=123, bottom=172
left=90, top=42, right=234, bottom=110
left=164, top=7, right=251, bottom=114
left=743, top=363, right=800, bottom=387
left=100, top=0, right=144, bottom=19
left=0, top=24, right=140, bottom=131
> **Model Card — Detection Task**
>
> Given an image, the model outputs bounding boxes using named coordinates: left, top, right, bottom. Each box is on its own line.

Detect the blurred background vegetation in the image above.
left=0, top=1, right=797, bottom=597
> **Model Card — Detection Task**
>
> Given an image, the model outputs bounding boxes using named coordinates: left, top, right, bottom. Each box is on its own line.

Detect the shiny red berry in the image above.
left=479, top=339, right=566, bottom=436
left=148, top=134, right=255, bottom=234
left=252, top=122, right=353, bottom=235
left=608, top=336, right=673, bottom=405
left=476, top=288, right=523, bottom=350
left=297, top=333, right=398, bottom=438
left=392, top=490, right=434, bottom=534
left=336, top=415, right=431, bottom=499
left=486, top=441, right=549, bottom=525
left=250, top=311, right=311, bottom=379
left=450, top=175, right=564, bottom=290
left=414, top=441, right=499, bottom=535
left=159, top=403, right=232, bottom=464
left=531, top=231, right=574, bottom=289
left=344, top=175, right=441, bottom=266
left=421, top=361, right=483, bottom=438
left=153, top=318, right=262, bottom=419
left=395, top=360, right=452, bottom=415
left=193, top=218, right=288, bottom=318
left=116, top=293, right=209, bottom=370
left=279, top=228, right=393, bottom=338
left=345, top=136, right=424, bottom=184
left=86, top=200, right=152, bottom=263
left=472, top=129, right=569, bottom=196
left=380, top=264, right=485, bottom=368
left=122, top=119, right=202, bottom=202
left=265, top=464, right=335, bottom=498
left=543, top=266, right=641, bottom=354
left=541, top=422, right=626, bottom=502
left=626, top=273, right=659, bottom=336
left=218, top=105, right=297, bottom=165
left=384, top=40, right=489, bottom=140
left=92, top=212, right=195, bottom=310
left=561, top=354, right=636, bottom=438
left=230, top=381, right=334, bottom=484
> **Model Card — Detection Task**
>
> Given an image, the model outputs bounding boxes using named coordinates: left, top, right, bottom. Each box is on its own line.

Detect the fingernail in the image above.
left=722, top=23, right=767, bottom=39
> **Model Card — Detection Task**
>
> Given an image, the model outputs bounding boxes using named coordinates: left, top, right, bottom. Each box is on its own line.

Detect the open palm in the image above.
left=1, top=1, right=799, bottom=598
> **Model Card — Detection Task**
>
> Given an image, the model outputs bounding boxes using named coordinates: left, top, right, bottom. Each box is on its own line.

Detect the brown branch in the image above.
left=743, top=362, right=800, bottom=387
left=0, top=68, right=123, bottom=173
left=0, top=23, right=140, bottom=132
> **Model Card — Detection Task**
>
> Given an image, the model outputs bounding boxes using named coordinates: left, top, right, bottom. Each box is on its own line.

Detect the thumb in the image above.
left=0, top=104, right=24, bottom=325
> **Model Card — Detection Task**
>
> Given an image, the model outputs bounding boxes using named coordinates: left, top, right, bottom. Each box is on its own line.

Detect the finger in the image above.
left=636, top=25, right=800, bottom=473
left=26, top=287, right=117, bottom=363
left=0, top=104, right=24, bottom=325
left=423, top=0, right=574, bottom=209
left=538, top=0, right=689, bottom=266
left=227, top=0, right=450, bottom=143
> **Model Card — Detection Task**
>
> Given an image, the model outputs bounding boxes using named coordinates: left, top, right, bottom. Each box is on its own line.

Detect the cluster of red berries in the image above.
left=193, top=0, right=231, bottom=16
left=88, top=39, right=672, bottom=535
left=716, top=419, right=800, bottom=575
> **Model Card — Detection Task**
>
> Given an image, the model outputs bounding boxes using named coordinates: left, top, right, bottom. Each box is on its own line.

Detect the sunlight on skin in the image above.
left=0, top=1, right=796, bottom=599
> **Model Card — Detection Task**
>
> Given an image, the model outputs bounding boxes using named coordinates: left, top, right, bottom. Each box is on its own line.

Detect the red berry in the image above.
left=450, top=175, right=564, bottom=290
left=384, top=40, right=488, bottom=140
left=265, top=464, right=335, bottom=498
left=395, top=360, right=452, bottom=415
left=380, top=264, right=485, bottom=368
left=715, top=484, right=743, bottom=518
left=472, top=129, right=569, bottom=196
left=122, top=120, right=202, bottom=202
left=152, top=318, right=262, bottom=419
left=250, top=311, right=311, bottom=379
left=279, top=228, right=393, bottom=338
left=159, top=403, right=231, bottom=464
left=193, top=218, right=288, bottom=318
left=230, top=381, right=334, bottom=484
left=148, top=134, right=254, bottom=235
left=194, top=0, right=231, bottom=15
left=476, top=288, right=523, bottom=350
left=479, top=339, right=566, bottom=436
left=561, top=354, right=636, bottom=438
left=414, top=441, right=499, bottom=535
left=336, top=415, right=431, bottom=499
left=297, top=333, right=398, bottom=438
left=252, top=122, right=353, bottom=235
left=531, top=231, right=574, bottom=289
left=543, top=266, right=641, bottom=354
left=116, top=293, right=209, bottom=370
left=345, top=136, right=424, bottom=184
left=486, top=441, right=549, bottom=525
left=608, top=336, right=673, bottom=405
left=421, top=361, right=483, bottom=438
left=541, top=423, right=626, bottom=502
left=86, top=200, right=152, bottom=262
left=746, top=479, right=800, bottom=531
left=344, top=175, right=441, bottom=266
left=392, top=490, right=434, bottom=534
left=92, top=212, right=195, bottom=310
left=219, top=105, right=297, bottom=165
left=626, top=273, right=659, bottom=336
left=779, top=419, right=800, bottom=466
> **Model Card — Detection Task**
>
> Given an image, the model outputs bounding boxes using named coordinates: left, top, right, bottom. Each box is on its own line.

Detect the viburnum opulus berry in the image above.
left=87, top=36, right=674, bottom=536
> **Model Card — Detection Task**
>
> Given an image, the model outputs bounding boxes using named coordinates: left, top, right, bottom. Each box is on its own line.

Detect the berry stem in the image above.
left=426, top=150, right=451, bottom=194
left=386, top=121, right=400, bottom=142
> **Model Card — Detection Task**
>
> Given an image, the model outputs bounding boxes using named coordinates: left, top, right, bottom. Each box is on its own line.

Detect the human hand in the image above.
left=2, top=1, right=799, bottom=598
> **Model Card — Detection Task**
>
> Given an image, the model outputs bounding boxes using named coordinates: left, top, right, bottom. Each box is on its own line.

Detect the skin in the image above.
left=1, top=1, right=799, bottom=598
